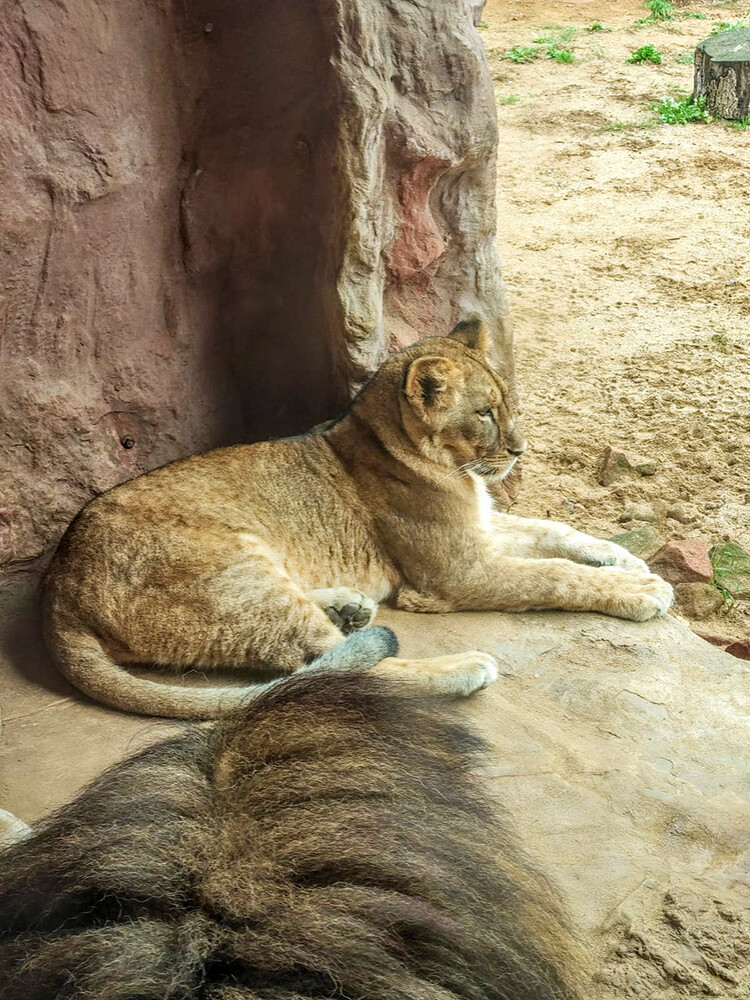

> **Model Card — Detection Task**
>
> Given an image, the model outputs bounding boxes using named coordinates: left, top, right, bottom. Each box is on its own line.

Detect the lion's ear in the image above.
left=404, top=356, right=464, bottom=414
left=448, top=314, right=489, bottom=355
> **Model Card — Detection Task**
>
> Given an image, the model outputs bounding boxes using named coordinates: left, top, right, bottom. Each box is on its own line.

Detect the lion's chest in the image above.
left=468, top=472, right=496, bottom=531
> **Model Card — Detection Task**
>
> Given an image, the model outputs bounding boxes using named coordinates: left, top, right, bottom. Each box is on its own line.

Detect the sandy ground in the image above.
left=483, top=0, right=750, bottom=640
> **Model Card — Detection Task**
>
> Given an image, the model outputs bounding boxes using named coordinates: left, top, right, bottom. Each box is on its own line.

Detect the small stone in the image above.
left=666, top=505, right=694, bottom=524
left=609, top=525, right=662, bottom=559
left=725, top=639, right=750, bottom=661
left=674, top=582, right=724, bottom=621
left=632, top=455, right=658, bottom=477
left=628, top=504, right=660, bottom=525
left=649, top=539, right=714, bottom=585
left=597, top=446, right=631, bottom=487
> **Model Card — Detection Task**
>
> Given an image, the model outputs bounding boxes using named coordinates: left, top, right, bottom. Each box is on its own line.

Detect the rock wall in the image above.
left=0, top=0, right=511, bottom=573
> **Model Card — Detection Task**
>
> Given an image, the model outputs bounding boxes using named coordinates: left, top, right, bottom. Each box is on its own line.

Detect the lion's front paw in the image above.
left=450, top=651, right=499, bottom=695
left=570, top=538, right=649, bottom=574
left=606, top=546, right=650, bottom=574
left=603, top=569, right=674, bottom=621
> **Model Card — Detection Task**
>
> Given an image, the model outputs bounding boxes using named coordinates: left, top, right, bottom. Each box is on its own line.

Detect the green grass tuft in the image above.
left=642, top=0, right=675, bottom=21
left=711, top=332, right=730, bottom=353
left=683, top=11, right=707, bottom=19
left=504, top=45, right=540, bottom=63
left=497, top=93, right=522, bottom=105
left=585, top=22, right=610, bottom=33
left=506, top=27, right=578, bottom=67
left=651, top=93, right=709, bottom=124
left=628, top=44, right=663, bottom=64
left=547, top=44, right=576, bottom=64
left=534, top=25, right=578, bottom=44
left=726, top=117, right=750, bottom=132
left=712, top=19, right=749, bottom=34
left=477, top=21, right=489, bottom=31
left=676, top=50, right=695, bottom=64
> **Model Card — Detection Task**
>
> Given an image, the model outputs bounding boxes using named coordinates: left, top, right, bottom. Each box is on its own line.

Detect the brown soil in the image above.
left=484, top=0, right=750, bottom=641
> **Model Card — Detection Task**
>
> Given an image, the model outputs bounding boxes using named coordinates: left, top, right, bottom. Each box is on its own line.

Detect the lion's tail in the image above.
left=43, top=593, right=397, bottom=718
left=0, top=670, right=585, bottom=999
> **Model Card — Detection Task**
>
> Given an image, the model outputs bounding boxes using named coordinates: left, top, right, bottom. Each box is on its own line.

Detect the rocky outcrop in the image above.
left=2, top=571, right=748, bottom=996
left=0, top=0, right=511, bottom=573
left=390, top=608, right=750, bottom=998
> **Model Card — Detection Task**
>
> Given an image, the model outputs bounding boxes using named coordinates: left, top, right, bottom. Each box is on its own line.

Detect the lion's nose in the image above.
left=507, top=426, right=527, bottom=456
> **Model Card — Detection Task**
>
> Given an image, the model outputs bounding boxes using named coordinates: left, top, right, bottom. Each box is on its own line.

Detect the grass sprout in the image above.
left=505, top=45, right=540, bottom=63
left=628, top=44, right=663, bottom=64
left=642, top=0, right=676, bottom=21
left=652, top=92, right=710, bottom=124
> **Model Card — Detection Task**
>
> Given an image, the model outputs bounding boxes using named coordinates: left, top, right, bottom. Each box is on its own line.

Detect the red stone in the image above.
left=725, top=639, right=750, bottom=661
left=649, top=539, right=714, bottom=585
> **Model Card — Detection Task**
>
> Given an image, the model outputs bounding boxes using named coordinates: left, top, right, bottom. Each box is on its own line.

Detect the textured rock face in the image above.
left=2, top=574, right=748, bottom=996
left=390, top=609, right=750, bottom=998
left=328, top=0, right=510, bottom=376
left=0, top=0, right=511, bottom=573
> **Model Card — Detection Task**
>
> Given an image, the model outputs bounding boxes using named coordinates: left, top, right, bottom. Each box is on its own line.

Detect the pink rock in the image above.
left=649, top=539, right=713, bottom=585
left=725, top=639, right=750, bottom=661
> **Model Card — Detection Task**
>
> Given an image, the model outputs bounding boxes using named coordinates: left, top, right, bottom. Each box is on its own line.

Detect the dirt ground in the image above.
left=483, top=0, right=750, bottom=640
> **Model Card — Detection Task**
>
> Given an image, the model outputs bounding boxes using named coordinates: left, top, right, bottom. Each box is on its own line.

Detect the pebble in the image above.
left=674, top=582, right=723, bottom=621
left=597, top=446, right=631, bottom=487
left=666, top=506, right=694, bottom=524
left=597, top=446, right=658, bottom=487
left=725, top=639, right=750, bottom=661
left=632, top=456, right=657, bottom=477
left=609, top=525, right=662, bottom=559
left=694, top=633, right=750, bottom=662
left=621, top=504, right=660, bottom=525
left=694, top=630, right=731, bottom=649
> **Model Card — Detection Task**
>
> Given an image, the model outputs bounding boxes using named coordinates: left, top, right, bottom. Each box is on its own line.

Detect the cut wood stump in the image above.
left=694, top=27, right=750, bottom=120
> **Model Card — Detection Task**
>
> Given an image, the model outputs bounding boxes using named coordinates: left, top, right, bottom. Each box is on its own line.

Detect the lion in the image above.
left=42, top=316, right=672, bottom=718
left=0, top=649, right=586, bottom=999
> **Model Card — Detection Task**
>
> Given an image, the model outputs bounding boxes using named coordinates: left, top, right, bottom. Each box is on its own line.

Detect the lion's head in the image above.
left=397, top=316, right=526, bottom=483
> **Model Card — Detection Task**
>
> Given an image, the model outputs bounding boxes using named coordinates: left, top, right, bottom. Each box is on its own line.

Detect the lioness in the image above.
left=43, top=317, right=672, bottom=718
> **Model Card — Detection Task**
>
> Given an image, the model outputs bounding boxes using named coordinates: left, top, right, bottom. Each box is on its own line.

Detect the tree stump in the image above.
left=694, top=27, right=750, bottom=120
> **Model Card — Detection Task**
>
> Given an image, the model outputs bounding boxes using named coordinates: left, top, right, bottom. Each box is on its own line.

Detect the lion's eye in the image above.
left=476, top=407, right=493, bottom=418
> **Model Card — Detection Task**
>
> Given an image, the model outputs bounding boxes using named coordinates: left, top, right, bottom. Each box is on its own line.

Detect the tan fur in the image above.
left=43, top=316, right=672, bottom=718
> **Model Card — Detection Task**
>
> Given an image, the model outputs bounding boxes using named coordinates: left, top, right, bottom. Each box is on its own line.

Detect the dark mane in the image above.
left=0, top=672, right=584, bottom=999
